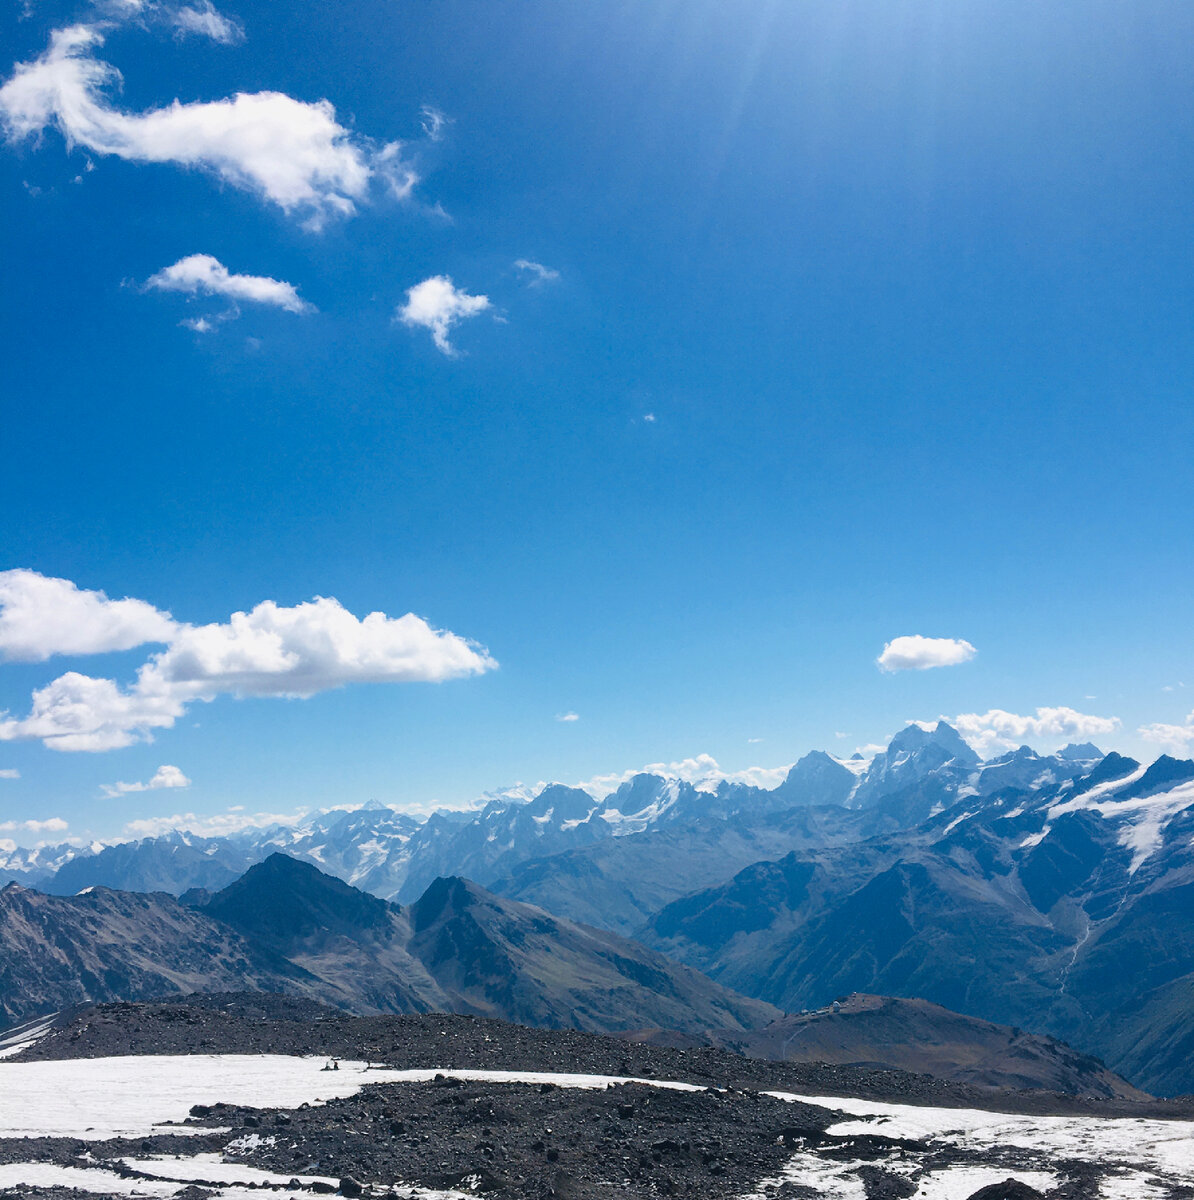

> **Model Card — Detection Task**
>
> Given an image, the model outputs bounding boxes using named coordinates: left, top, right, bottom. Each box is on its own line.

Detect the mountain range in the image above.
left=5, top=722, right=1194, bottom=1093
left=0, top=852, right=776, bottom=1036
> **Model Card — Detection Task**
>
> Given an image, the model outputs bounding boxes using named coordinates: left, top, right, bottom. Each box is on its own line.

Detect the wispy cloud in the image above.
left=1139, top=711, right=1194, bottom=752
left=419, top=104, right=450, bottom=141
left=555, top=711, right=579, bottom=722
left=172, top=1, right=243, bottom=44
left=513, top=259, right=560, bottom=286
left=122, top=807, right=304, bottom=839
left=575, top=753, right=790, bottom=799
left=878, top=635, right=976, bottom=672
left=0, top=24, right=416, bottom=226
left=0, top=816, right=67, bottom=835
left=0, top=769, right=20, bottom=779
left=397, top=275, right=490, bottom=355
left=101, top=763, right=191, bottom=797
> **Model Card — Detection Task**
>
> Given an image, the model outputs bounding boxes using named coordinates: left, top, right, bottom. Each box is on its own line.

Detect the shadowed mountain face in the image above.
left=0, top=881, right=322, bottom=1026
left=404, top=874, right=776, bottom=1033
left=0, top=854, right=779, bottom=1038
left=643, top=754, right=1194, bottom=1094
left=631, top=992, right=1146, bottom=1100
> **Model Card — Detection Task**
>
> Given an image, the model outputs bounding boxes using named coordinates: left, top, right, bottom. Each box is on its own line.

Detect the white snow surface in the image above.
left=765, top=1089, right=1194, bottom=1181
left=0, top=1162, right=180, bottom=1197
left=2, top=1055, right=1193, bottom=1196
left=0, top=1055, right=702, bottom=1140
left=1046, top=777, right=1194, bottom=873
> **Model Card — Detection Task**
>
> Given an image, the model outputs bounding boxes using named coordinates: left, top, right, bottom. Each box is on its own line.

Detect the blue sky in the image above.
left=1, top=0, right=1192, bottom=844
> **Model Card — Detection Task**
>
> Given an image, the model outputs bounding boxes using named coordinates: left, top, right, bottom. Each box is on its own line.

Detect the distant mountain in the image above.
left=5, top=724, right=1104, bottom=909
left=492, top=802, right=869, bottom=935
left=0, top=854, right=779, bottom=1038
left=634, top=991, right=1145, bottom=1099
left=643, top=753, right=1194, bottom=1094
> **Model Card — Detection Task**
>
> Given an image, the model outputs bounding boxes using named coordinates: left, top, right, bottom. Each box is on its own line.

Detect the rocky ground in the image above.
left=1, top=997, right=1192, bottom=1199
left=16, top=995, right=1193, bottom=1118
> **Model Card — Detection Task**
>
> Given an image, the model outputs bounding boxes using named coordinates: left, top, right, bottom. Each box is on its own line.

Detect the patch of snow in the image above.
left=1020, top=827, right=1050, bottom=849
left=741, top=1150, right=868, bottom=1198
left=763, top=1091, right=1194, bottom=1182
left=0, top=1015, right=56, bottom=1060
left=1099, top=1172, right=1172, bottom=1199
left=941, top=810, right=975, bottom=836
left=0, top=1162, right=179, bottom=1197
left=220, top=1133, right=275, bottom=1152
left=832, top=754, right=873, bottom=778
left=0, top=1057, right=705, bottom=1141
left=1047, top=779, right=1194, bottom=874
left=123, top=1152, right=333, bottom=1187
left=910, top=1167, right=1058, bottom=1199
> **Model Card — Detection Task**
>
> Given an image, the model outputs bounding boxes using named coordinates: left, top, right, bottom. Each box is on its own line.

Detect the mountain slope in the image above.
left=643, top=754, right=1194, bottom=1093
left=638, top=992, right=1145, bottom=1099
left=0, top=881, right=324, bottom=1026
left=406, top=874, right=779, bottom=1033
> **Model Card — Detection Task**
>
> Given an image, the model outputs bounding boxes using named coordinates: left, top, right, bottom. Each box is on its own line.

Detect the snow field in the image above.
left=1, top=1055, right=1192, bottom=1197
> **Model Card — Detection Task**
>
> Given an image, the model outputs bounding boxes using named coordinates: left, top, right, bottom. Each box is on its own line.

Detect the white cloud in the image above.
left=642, top=412, right=656, bottom=423
left=172, top=1, right=243, bottom=44
left=0, top=769, right=18, bottom=779
left=146, top=254, right=314, bottom=315
left=122, top=807, right=305, bottom=839
left=0, top=569, right=176, bottom=662
left=144, top=596, right=496, bottom=696
left=1139, top=711, right=1194, bottom=752
left=555, top=711, right=579, bottom=723
left=101, top=763, right=191, bottom=797
left=878, top=635, right=977, bottom=672
left=0, top=24, right=416, bottom=226
left=0, top=589, right=496, bottom=752
left=513, top=258, right=559, bottom=286
left=397, top=275, right=490, bottom=355
left=949, top=706, right=1121, bottom=756
left=0, top=817, right=68, bottom=835
left=0, top=671, right=187, bottom=752
left=419, top=104, right=449, bottom=141
left=575, top=753, right=791, bottom=799
left=855, top=742, right=887, bottom=758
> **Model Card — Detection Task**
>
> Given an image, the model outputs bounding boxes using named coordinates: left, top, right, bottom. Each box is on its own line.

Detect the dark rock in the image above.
left=966, top=1182, right=1045, bottom=1200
